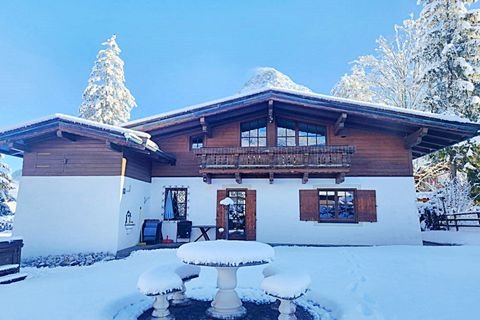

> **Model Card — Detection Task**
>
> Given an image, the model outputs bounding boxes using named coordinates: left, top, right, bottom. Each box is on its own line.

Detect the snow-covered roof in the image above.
left=0, top=114, right=175, bottom=163
left=0, top=113, right=151, bottom=138
left=124, top=87, right=480, bottom=129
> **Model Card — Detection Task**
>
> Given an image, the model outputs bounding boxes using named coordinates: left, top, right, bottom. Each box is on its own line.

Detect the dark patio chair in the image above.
left=177, top=220, right=192, bottom=242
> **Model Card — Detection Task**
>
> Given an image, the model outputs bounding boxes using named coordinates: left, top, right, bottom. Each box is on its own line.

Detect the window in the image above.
left=164, top=188, right=188, bottom=220
left=241, top=119, right=267, bottom=147
left=300, top=189, right=376, bottom=223
left=276, top=119, right=326, bottom=147
left=191, top=136, right=203, bottom=149
left=299, top=123, right=326, bottom=146
left=319, top=189, right=355, bottom=222
left=227, top=190, right=247, bottom=238
left=276, top=119, right=296, bottom=147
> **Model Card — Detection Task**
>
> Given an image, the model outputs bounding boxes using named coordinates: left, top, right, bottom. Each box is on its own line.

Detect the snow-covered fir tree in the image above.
left=332, top=18, right=424, bottom=109
left=0, top=154, right=14, bottom=216
left=79, top=35, right=136, bottom=125
left=416, top=0, right=480, bottom=120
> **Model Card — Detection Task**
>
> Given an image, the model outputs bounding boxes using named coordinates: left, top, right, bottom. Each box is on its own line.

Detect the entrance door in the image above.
left=216, top=189, right=256, bottom=240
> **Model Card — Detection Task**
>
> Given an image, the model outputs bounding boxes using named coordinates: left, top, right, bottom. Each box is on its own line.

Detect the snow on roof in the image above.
left=124, top=87, right=479, bottom=129
left=0, top=113, right=151, bottom=138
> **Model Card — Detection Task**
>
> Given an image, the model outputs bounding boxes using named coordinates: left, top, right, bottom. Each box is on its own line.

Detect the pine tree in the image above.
left=416, top=0, right=480, bottom=120
left=0, top=154, right=14, bottom=216
left=79, top=35, right=136, bottom=125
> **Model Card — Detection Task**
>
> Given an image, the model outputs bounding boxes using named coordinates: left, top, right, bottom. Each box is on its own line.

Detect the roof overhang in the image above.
left=0, top=114, right=176, bottom=164
left=123, top=89, right=480, bottom=159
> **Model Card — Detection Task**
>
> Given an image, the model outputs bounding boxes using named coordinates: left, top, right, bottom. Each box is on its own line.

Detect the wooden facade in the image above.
left=22, top=137, right=124, bottom=177
left=151, top=111, right=413, bottom=181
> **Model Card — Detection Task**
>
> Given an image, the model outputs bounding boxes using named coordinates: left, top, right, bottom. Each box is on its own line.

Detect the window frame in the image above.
left=190, top=136, right=204, bottom=150
left=318, top=188, right=357, bottom=223
left=240, top=119, right=267, bottom=147
left=164, top=187, right=188, bottom=221
left=275, top=118, right=327, bottom=147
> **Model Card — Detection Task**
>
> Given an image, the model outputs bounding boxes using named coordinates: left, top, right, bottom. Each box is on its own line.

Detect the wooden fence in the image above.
left=439, top=212, right=480, bottom=231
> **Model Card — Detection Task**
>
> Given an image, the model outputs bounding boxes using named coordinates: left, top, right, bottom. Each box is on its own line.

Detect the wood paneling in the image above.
left=245, top=190, right=256, bottom=241
left=329, top=126, right=412, bottom=176
left=356, top=190, right=377, bottom=222
left=216, top=190, right=227, bottom=239
left=299, top=190, right=319, bottom=221
left=22, top=137, right=123, bottom=176
left=124, top=153, right=152, bottom=183
left=152, top=112, right=413, bottom=178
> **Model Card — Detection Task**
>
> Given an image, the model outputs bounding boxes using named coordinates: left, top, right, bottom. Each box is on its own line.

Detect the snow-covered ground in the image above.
left=422, top=230, right=480, bottom=245
left=1, top=245, right=480, bottom=320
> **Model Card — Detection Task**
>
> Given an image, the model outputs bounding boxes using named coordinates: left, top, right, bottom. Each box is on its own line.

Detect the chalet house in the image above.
left=1, top=88, right=479, bottom=258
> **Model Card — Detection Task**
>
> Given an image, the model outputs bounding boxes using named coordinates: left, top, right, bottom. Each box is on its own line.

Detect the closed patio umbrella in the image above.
left=164, top=191, right=175, bottom=220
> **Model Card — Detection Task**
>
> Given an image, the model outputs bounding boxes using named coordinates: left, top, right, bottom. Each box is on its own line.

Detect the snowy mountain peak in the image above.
left=239, top=67, right=312, bottom=94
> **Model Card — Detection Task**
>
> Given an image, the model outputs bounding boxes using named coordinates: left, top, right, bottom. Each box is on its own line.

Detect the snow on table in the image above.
left=174, top=263, right=200, bottom=281
left=177, top=240, right=275, bottom=266
left=261, top=273, right=311, bottom=300
left=137, top=266, right=183, bottom=296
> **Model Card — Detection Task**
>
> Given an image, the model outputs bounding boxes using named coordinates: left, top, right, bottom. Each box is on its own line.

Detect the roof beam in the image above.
left=200, top=117, right=211, bottom=138
left=336, top=172, right=346, bottom=184
left=56, top=130, right=77, bottom=142
left=334, top=113, right=348, bottom=136
left=268, top=100, right=274, bottom=123
left=405, top=128, right=428, bottom=148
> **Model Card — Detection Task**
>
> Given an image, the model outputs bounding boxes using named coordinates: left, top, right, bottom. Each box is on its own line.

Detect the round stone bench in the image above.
left=261, top=273, right=311, bottom=320
left=171, top=263, right=201, bottom=306
left=137, top=267, right=183, bottom=320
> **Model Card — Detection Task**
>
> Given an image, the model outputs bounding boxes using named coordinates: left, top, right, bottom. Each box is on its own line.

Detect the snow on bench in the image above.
left=261, top=273, right=311, bottom=320
left=137, top=267, right=183, bottom=296
left=262, top=264, right=280, bottom=278
left=261, top=273, right=310, bottom=300
left=174, top=263, right=200, bottom=281
left=137, top=267, right=183, bottom=319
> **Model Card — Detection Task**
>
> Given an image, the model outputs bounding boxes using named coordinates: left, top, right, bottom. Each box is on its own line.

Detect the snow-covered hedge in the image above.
left=22, top=252, right=115, bottom=268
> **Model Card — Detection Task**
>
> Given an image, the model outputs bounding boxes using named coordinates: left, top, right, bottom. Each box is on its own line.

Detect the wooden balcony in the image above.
left=194, top=145, right=355, bottom=184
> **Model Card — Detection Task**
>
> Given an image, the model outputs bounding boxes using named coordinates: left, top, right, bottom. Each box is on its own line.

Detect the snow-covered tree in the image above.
left=331, top=65, right=374, bottom=103
left=415, top=0, right=480, bottom=120
left=0, top=154, right=14, bottom=216
left=79, top=35, right=136, bottom=125
left=332, top=18, right=424, bottom=109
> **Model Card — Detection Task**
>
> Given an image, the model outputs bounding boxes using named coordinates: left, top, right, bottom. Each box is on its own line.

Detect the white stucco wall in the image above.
left=116, top=177, right=154, bottom=251
left=151, top=176, right=422, bottom=245
left=14, top=176, right=124, bottom=258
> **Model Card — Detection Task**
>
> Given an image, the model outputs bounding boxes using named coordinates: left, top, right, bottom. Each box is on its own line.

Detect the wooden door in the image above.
left=216, top=189, right=256, bottom=240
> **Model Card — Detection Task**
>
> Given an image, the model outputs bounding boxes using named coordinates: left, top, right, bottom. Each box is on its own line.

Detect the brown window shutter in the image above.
left=299, top=190, right=319, bottom=221
left=356, top=190, right=377, bottom=222
left=246, top=190, right=257, bottom=241
left=216, top=190, right=227, bottom=239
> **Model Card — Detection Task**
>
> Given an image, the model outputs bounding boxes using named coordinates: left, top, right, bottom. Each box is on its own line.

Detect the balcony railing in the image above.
left=194, top=145, right=355, bottom=172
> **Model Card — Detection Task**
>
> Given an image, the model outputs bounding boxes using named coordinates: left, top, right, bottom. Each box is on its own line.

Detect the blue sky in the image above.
left=0, top=0, right=421, bottom=170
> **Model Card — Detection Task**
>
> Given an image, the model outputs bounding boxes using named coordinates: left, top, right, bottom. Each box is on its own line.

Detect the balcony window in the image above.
left=277, top=119, right=296, bottom=147
left=299, top=123, right=326, bottom=146
left=241, top=119, right=267, bottom=147
left=191, top=136, right=203, bottom=149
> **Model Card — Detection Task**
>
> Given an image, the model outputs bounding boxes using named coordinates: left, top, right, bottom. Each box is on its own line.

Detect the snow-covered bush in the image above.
left=22, top=252, right=115, bottom=268
left=417, top=176, right=475, bottom=230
